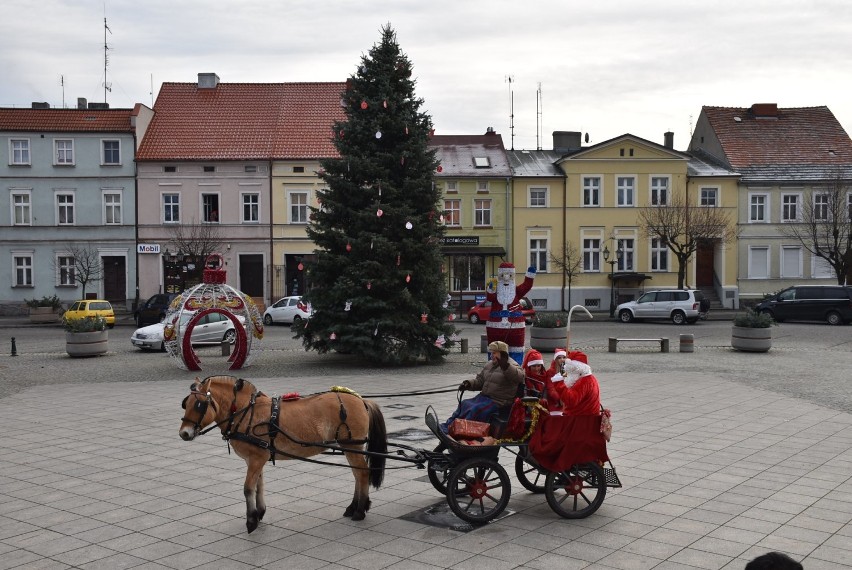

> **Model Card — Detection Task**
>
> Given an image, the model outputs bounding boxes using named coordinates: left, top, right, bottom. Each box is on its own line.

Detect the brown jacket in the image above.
left=469, top=360, right=525, bottom=407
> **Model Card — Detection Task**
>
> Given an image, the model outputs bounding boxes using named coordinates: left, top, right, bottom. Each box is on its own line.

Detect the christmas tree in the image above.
left=295, top=25, right=455, bottom=364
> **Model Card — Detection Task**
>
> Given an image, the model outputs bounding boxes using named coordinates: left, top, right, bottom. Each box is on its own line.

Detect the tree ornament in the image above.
left=373, top=325, right=379, bottom=336
left=383, top=100, right=388, bottom=108
left=346, top=243, right=352, bottom=252
left=396, top=254, right=400, bottom=266
left=376, top=131, right=382, bottom=139
left=297, top=262, right=304, bottom=271
left=436, top=165, right=443, bottom=173
left=405, top=274, right=411, bottom=283
left=330, top=332, right=337, bottom=340
left=405, top=126, right=409, bottom=135
left=339, top=130, right=345, bottom=139
left=360, top=101, right=368, bottom=109
left=420, top=313, right=428, bottom=323
left=439, top=214, right=445, bottom=224
left=376, top=209, right=383, bottom=217
left=344, top=300, right=352, bottom=311
left=400, top=156, right=405, bottom=165
left=448, top=313, right=456, bottom=321
left=366, top=281, right=372, bottom=290
left=339, top=98, right=346, bottom=108
left=405, top=221, right=413, bottom=230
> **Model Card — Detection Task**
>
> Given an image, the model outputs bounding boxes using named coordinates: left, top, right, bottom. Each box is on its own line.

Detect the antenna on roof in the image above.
left=103, top=17, right=113, bottom=104
left=61, top=75, right=65, bottom=108
left=536, top=82, right=543, bottom=151
left=505, top=75, right=515, bottom=151
left=150, top=73, right=154, bottom=107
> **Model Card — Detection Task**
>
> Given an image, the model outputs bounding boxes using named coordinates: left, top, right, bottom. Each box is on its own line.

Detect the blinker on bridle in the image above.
left=181, top=382, right=217, bottom=432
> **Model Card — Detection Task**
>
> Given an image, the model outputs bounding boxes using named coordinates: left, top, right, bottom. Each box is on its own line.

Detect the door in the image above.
left=633, top=292, right=657, bottom=318
left=696, top=242, right=714, bottom=287
left=102, top=256, right=126, bottom=303
left=239, top=254, right=264, bottom=298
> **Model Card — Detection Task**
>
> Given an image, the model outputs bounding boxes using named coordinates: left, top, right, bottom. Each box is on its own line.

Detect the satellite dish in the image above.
left=584, top=133, right=590, bottom=143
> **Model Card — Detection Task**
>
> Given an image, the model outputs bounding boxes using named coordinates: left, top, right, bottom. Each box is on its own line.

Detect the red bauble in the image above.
left=360, top=101, right=368, bottom=109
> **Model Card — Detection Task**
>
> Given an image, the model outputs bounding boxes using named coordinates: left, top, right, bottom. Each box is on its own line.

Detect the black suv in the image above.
left=134, top=293, right=178, bottom=327
left=755, top=285, right=852, bottom=325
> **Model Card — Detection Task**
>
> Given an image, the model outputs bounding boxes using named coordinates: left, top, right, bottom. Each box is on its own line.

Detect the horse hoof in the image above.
left=247, top=519, right=258, bottom=533
left=351, top=511, right=365, bottom=521
left=257, top=509, right=266, bottom=521
left=343, top=505, right=354, bottom=517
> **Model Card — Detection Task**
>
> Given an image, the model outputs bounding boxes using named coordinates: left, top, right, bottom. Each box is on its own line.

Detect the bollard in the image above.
left=460, top=338, right=469, bottom=354
left=480, top=334, right=488, bottom=353
left=679, top=333, right=694, bottom=353
left=221, top=340, right=230, bottom=356
left=11, top=337, right=17, bottom=357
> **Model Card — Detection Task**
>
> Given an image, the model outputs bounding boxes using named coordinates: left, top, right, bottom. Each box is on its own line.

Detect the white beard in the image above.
left=496, top=281, right=515, bottom=307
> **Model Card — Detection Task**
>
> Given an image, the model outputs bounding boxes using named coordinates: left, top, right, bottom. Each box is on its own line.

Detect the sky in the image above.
left=3, top=0, right=852, bottom=151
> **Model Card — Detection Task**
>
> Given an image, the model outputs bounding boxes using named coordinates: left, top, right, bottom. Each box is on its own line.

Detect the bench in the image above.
left=608, top=337, right=669, bottom=353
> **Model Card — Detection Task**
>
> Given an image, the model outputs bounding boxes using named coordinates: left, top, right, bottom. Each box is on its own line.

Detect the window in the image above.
left=443, top=199, right=460, bottom=226
left=749, top=194, right=768, bottom=222
left=812, top=255, right=834, bottom=279
left=748, top=246, right=770, bottom=278
left=530, top=239, right=548, bottom=272
left=10, top=139, right=30, bottom=165
left=102, top=140, right=120, bottom=165
left=474, top=199, right=491, bottom=226
left=445, top=181, right=458, bottom=193
left=476, top=181, right=489, bottom=192
left=56, top=193, right=75, bottom=225
left=244, top=165, right=257, bottom=173
left=617, top=238, right=634, bottom=271
left=103, top=192, right=122, bottom=225
left=813, top=193, right=829, bottom=221
left=847, top=193, right=852, bottom=222
left=617, top=177, right=634, bottom=206
left=289, top=191, right=308, bottom=223
left=242, top=193, right=259, bottom=223
left=203, top=165, right=215, bottom=173
left=583, top=177, right=601, bottom=206
left=11, top=191, right=31, bottom=225
left=782, top=194, right=800, bottom=222
left=451, top=255, right=485, bottom=291
left=700, top=187, right=718, bottom=207
left=780, top=246, right=802, bottom=278
left=54, top=139, right=74, bottom=165
left=14, top=255, right=33, bottom=286
left=651, top=177, right=669, bottom=205
left=582, top=238, right=601, bottom=272
left=202, top=193, right=219, bottom=222
left=651, top=238, right=668, bottom=271
left=164, top=166, right=177, bottom=173
left=529, top=187, right=547, bottom=207
left=163, top=193, right=180, bottom=223
left=58, top=255, right=76, bottom=286
left=473, top=157, right=490, bottom=168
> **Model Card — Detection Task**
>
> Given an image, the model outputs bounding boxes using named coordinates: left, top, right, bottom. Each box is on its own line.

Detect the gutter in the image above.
left=562, top=174, right=567, bottom=312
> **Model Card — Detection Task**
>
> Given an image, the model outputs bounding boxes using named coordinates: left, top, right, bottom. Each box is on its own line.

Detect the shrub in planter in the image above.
left=530, top=312, right=569, bottom=352
left=64, top=315, right=109, bottom=357
left=731, top=309, right=775, bottom=352
left=531, top=312, right=569, bottom=328
left=26, top=295, right=63, bottom=323
left=733, top=309, right=774, bottom=328
left=25, top=295, right=62, bottom=310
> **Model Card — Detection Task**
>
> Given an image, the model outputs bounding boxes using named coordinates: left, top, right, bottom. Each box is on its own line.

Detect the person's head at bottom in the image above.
left=745, top=551, right=802, bottom=570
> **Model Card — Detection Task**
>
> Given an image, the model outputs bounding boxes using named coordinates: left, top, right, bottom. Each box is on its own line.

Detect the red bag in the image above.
left=449, top=419, right=490, bottom=439
left=502, top=397, right=527, bottom=439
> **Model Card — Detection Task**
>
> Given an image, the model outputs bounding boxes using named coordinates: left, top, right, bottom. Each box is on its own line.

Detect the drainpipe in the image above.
left=268, top=159, right=274, bottom=306
left=133, top=134, right=140, bottom=311
left=505, top=176, right=511, bottom=261
left=562, top=174, right=567, bottom=311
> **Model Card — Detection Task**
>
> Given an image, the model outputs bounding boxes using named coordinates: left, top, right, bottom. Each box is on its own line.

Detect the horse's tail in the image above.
left=365, top=400, right=387, bottom=489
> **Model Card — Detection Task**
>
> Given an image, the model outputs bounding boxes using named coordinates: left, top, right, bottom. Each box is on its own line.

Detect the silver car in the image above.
left=263, top=296, right=312, bottom=325
left=131, top=311, right=246, bottom=351
left=616, top=290, right=708, bottom=325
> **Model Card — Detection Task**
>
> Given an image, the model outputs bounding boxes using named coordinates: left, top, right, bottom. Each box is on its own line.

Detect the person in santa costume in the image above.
left=523, top=348, right=562, bottom=411
left=548, top=347, right=567, bottom=377
left=485, top=262, right=535, bottom=365
left=549, top=350, right=600, bottom=415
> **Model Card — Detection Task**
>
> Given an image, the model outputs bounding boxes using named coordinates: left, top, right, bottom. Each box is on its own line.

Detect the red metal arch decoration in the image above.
left=180, top=307, right=249, bottom=371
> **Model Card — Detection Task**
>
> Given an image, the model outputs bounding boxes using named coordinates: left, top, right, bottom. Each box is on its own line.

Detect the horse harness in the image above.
left=183, top=379, right=368, bottom=465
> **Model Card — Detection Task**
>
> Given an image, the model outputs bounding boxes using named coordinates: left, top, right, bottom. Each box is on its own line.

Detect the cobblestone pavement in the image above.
left=0, top=317, right=851, bottom=568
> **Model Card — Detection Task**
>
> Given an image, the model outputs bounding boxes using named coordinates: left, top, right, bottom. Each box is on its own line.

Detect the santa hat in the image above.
left=522, top=349, right=544, bottom=369
left=553, top=348, right=567, bottom=359
left=567, top=350, right=588, bottom=364
left=497, top=262, right=516, bottom=277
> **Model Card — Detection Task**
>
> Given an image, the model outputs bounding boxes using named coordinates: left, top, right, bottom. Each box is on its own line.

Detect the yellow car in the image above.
left=64, top=299, right=116, bottom=328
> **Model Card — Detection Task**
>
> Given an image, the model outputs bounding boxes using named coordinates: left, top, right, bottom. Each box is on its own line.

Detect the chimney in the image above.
left=31, top=102, right=50, bottom=109
left=77, top=97, right=87, bottom=109
left=750, top=103, right=778, bottom=118
left=198, top=73, right=220, bottom=88
left=88, top=102, right=110, bottom=109
left=552, top=131, right=582, bottom=153
left=664, top=131, right=674, bottom=149
left=484, top=126, right=496, bottom=135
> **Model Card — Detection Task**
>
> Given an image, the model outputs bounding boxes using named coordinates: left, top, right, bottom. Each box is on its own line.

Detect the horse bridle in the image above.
left=181, top=381, right=219, bottom=434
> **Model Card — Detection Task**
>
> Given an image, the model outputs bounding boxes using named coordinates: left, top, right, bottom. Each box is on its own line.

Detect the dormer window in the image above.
left=473, top=156, right=490, bottom=168
left=203, top=165, right=215, bottom=173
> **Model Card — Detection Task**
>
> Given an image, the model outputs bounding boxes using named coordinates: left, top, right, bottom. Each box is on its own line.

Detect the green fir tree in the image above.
left=295, top=25, right=455, bottom=364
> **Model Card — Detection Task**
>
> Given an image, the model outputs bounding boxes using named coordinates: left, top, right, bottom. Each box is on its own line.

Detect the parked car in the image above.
left=131, top=311, right=246, bottom=351
left=616, top=289, right=708, bottom=324
left=133, top=293, right=179, bottom=327
left=754, top=285, right=852, bottom=325
left=467, top=297, right=535, bottom=324
left=64, top=299, right=115, bottom=328
left=263, top=296, right=312, bottom=325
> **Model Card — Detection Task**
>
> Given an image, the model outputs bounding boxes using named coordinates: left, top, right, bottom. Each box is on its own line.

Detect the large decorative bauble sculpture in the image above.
left=164, top=254, right=264, bottom=371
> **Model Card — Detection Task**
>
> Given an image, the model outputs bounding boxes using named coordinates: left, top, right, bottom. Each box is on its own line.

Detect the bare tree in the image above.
left=639, top=194, right=738, bottom=289
left=782, top=173, right=852, bottom=285
left=166, top=222, right=224, bottom=263
left=53, top=243, right=103, bottom=298
left=549, top=241, right=584, bottom=311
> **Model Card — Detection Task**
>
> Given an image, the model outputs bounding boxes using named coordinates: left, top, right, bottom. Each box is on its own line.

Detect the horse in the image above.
left=178, top=375, right=387, bottom=533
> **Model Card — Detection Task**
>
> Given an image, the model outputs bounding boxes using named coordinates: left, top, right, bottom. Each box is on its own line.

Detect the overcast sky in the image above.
left=3, top=0, right=852, bottom=150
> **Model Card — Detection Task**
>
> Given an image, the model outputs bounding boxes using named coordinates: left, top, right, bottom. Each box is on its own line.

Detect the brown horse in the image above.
left=178, top=375, right=387, bottom=533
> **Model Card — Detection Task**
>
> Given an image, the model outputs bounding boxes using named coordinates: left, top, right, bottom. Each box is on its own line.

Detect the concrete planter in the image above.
left=29, top=307, right=61, bottom=324
left=529, top=327, right=564, bottom=352
left=731, top=326, right=772, bottom=353
left=66, top=330, right=109, bottom=357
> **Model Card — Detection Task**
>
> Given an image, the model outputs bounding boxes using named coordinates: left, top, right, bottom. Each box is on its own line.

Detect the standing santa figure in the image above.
left=485, top=262, right=535, bottom=364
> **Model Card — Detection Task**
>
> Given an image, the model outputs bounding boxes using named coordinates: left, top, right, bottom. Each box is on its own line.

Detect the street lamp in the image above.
left=602, top=244, right=623, bottom=318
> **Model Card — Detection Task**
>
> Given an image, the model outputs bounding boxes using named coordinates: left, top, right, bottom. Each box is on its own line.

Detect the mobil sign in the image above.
left=137, top=244, right=161, bottom=254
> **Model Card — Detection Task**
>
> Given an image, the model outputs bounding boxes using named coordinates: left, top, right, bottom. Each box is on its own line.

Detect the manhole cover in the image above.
left=387, top=428, right=434, bottom=441
left=392, top=415, right=418, bottom=421
left=400, top=501, right=514, bottom=532
left=385, top=403, right=414, bottom=409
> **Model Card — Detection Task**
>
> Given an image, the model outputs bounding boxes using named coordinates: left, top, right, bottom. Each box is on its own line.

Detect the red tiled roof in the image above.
left=702, top=105, right=852, bottom=169
left=0, top=108, right=137, bottom=132
left=136, top=82, right=345, bottom=161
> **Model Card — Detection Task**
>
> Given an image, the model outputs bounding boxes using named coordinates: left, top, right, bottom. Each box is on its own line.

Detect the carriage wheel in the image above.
left=515, top=454, right=546, bottom=494
left=427, top=443, right=450, bottom=495
left=544, top=462, right=606, bottom=519
left=446, top=457, right=511, bottom=524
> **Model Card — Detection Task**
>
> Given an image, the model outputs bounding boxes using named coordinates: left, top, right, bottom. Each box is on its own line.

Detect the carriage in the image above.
left=178, top=375, right=620, bottom=533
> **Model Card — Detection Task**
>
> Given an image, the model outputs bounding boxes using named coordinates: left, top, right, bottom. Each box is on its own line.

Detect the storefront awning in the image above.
left=609, top=272, right=652, bottom=283
left=441, top=246, right=506, bottom=256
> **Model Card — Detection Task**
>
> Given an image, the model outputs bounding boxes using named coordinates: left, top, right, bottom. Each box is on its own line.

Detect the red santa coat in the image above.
left=551, top=373, right=601, bottom=416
